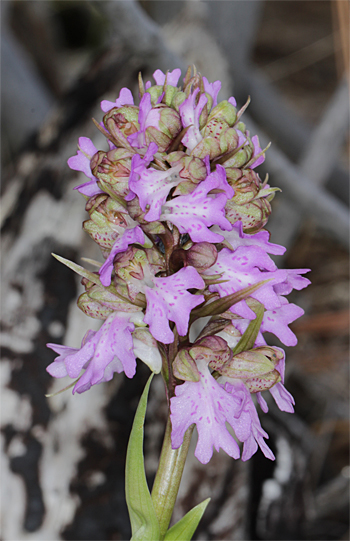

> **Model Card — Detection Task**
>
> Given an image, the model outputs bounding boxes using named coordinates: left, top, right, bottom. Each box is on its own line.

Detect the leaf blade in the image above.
left=52, top=253, right=102, bottom=286
left=125, top=374, right=160, bottom=541
left=231, top=301, right=265, bottom=356
left=164, top=498, right=210, bottom=541
left=191, top=279, right=270, bottom=320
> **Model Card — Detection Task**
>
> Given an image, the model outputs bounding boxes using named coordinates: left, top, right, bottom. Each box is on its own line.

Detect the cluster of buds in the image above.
left=47, top=68, right=310, bottom=464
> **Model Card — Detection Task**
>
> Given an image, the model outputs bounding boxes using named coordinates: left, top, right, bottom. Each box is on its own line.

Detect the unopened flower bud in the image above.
left=146, top=106, right=182, bottom=152
left=92, top=148, right=133, bottom=199
left=172, top=91, right=187, bottom=112
left=186, top=242, right=218, bottom=271
left=191, top=137, right=222, bottom=160
left=83, top=194, right=128, bottom=250
left=103, top=106, right=139, bottom=139
left=166, top=153, right=207, bottom=195
left=225, top=196, right=271, bottom=233
left=208, top=100, right=237, bottom=126
left=215, top=348, right=282, bottom=392
left=224, top=146, right=253, bottom=168
left=146, top=85, right=164, bottom=105
left=78, top=292, right=114, bottom=319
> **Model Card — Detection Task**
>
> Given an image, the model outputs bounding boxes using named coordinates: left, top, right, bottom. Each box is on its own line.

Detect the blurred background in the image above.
left=1, top=1, right=349, bottom=540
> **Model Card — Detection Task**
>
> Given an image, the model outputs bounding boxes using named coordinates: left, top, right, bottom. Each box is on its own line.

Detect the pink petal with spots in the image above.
left=160, top=166, right=233, bottom=243
left=261, top=298, right=304, bottom=346
left=212, top=221, right=286, bottom=255
left=204, top=247, right=287, bottom=319
left=128, top=151, right=183, bottom=221
left=170, top=359, right=244, bottom=464
left=144, top=267, right=205, bottom=344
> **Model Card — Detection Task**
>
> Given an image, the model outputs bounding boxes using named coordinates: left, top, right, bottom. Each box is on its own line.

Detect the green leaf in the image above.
left=191, top=280, right=270, bottom=320
left=231, top=301, right=264, bottom=356
left=164, top=498, right=210, bottom=541
left=125, top=374, right=160, bottom=541
left=52, top=253, right=102, bottom=286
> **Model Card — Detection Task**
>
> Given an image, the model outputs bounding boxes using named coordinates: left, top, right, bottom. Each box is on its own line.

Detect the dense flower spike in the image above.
left=48, top=67, right=310, bottom=465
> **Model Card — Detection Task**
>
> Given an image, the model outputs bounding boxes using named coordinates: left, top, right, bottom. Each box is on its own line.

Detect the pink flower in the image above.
left=68, top=137, right=103, bottom=196
left=153, top=68, right=182, bottom=87
left=100, top=87, right=134, bottom=113
left=143, top=267, right=205, bottom=343
left=202, top=77, right=221, bottom=109
left=160, top=166, right=233, bottom=243
left=127, top=93, right=161, bottom=149
left=203, top=247, right=287, bottom=319
left=179, top=88, right=208, bottom=151
left=47, top=312, right=142, bottom=393
left=99, top=225, right=145, bottom=287
left=127, top=145, right=183, bottom=221
left=170, top=358, right=274, bottom=464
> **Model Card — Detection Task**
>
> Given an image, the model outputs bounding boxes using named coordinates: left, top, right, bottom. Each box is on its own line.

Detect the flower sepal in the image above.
left=103, top=105, right=140, bottom=139
left=190, top=335, right=233, bottom=366
left=243, top=370, right=281, bottom=393
left=83, top=194, right=129, bottom=250
left=173, top=349, right=201, bottom=382
left=91, top=149, right=133, bottom=199
left=207, top=100, right=237, bottom=126
left=77, top=292, right=114, bottom=320
left=211, top=348, right=276, bottom=379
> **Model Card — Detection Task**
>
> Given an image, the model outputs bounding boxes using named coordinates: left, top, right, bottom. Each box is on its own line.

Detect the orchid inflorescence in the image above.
left=46, top=67, right=310, bottom=467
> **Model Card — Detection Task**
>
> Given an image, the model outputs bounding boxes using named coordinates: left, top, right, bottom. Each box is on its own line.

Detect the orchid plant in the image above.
left=46, top=67, right=310, bottom=540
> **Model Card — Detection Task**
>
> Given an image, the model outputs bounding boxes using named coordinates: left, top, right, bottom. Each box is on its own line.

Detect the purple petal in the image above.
left=160, top=166, right=233, bottom=243
left=214, top=221, right=286, bottom=255
left=269, top=382, right=295, bottom=413
left=74, top=180, right=104, bottom=197
left=127, top=93, right=161, bottom=149
left=228, top=96, right=237, bottom=107
left=261, top=299, right=304, bottom=346
left=100, top=87, right=134, bottom=112
left=256, top=392, right=269, bottom=413
left=273, top=268, right=311, bottom=296
left=170, top=360, right=243, bottom=464
left=153, top=68, right=182, bottom=87
left=179, top=88, right=208, bottom=151
left=203, top=76, right=221, bottom=108
left=250, top=135, right=265, bottom=168
left=99, top=226, right=145, bottom=287
left=67, top=137, right=97, bottom=180
left=144, top=267, right=205, bottom=344
left=224, top=379, right=275, bottom=461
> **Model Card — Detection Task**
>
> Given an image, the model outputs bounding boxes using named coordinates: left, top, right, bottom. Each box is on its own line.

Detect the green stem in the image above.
left=151, top=417, right=194, bottom=539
